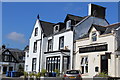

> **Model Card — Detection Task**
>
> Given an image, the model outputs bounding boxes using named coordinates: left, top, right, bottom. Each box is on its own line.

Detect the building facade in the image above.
left=75, top=23, right=120, bottom=78
left=0, top=45, right=25, bottom=74
left=25, top=3, right=120, bottom=77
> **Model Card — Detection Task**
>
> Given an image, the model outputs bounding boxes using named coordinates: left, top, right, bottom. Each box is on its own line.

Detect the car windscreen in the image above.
left=66, top=70, right=79, bottom=74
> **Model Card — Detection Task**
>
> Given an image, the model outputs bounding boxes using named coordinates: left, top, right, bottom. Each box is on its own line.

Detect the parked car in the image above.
left=63, top=70, right=82, bottom=80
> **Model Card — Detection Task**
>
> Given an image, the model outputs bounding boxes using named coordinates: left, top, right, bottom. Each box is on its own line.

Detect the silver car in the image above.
left=63, top=70, right=82, bottom=80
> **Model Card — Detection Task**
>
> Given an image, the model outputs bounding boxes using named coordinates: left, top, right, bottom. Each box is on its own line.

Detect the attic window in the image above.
left=66, top=20, right=71, bottom=30
left=35, top=27, right=38, bottom=36
left=54, top=25, right=59, bottom=33
left=92, top=32, right=97, bottom=41
left=55, top=26, right=58, bottom=30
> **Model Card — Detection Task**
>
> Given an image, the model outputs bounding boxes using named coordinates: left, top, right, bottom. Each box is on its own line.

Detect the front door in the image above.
left=9, top=67, right=13, bottom=71
left=101, top=55, right=108, bottom=73
left=3, top=66, right=7, bottom=74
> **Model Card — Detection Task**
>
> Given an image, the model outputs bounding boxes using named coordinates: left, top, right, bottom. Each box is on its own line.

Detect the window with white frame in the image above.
left=48, top=39, right=52, bottom=51
left=59, top=36, right=64, bottom=49
left=32, top=58, right=36, bottom=71
left=35, top=27, right=38, bottom=36
left=54, top=25, right=59, bottom=33
left=66, top=20, right=71, bottom=30
left=81, top=56, right=88, bottom=74
left=92, top=32, right=97, bottom=41
left=33, top=42, right=37, bottom=53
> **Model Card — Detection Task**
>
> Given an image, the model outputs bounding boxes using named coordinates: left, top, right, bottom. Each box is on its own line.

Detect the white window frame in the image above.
left=81, top=56, right=88, bottom=74
left=92, top=32, right=97, bottom=42
left=54, top=25, right=59, bottom=33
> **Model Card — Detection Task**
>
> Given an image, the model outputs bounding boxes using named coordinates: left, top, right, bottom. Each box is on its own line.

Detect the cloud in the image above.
left=7, top=32, right=26, bottom=43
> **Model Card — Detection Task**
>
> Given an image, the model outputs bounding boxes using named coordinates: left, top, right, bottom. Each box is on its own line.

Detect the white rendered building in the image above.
left=25, top=4, right=114, bottom=74
left=75, top=23, right=120, bottom=78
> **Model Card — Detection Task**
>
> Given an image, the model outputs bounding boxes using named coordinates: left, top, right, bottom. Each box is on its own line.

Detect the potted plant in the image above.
left=35, top=72, right=41, bottom=80
left=24, top=72, right=28, bottom=80
left=54, top=69, right=60, bottom=77
left=41, top=69, right=47, bottom=77
left=29, top=73, right=34, bottom=80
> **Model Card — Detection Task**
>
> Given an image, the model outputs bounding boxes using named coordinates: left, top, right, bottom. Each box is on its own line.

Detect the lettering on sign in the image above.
left=79, top=44, right=108, bottom=53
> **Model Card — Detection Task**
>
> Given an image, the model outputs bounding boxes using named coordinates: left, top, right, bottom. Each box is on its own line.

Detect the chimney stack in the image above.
left=88, top=3, right=106, bottom=19
left=2, top=45, right=6, bottom=49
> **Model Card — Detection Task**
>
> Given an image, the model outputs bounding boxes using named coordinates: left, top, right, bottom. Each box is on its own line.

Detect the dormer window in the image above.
left=35, top=27, right=38, bottom=36
left=66, top=20, right=71, bottom=30
left=54, top=25, right=59, bottom=33
left=92, top=32, right=97, bottom=41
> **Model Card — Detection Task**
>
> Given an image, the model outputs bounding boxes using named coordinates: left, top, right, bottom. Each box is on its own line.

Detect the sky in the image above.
left=2, top=2, right=119, bottom=50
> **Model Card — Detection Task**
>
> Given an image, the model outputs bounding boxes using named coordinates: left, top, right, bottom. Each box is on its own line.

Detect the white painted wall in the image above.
left=25, top=19, right=43, bottom=72
left=52, top=31, right=73, bottom=69
left=75, top=26, right=118, bottom=78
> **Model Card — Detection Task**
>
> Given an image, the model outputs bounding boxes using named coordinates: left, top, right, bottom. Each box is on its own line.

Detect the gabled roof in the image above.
left=39, top=20, right=54, bottom=37
left=1, top=48, right=25, bottom=63
left=78, top=23, right=120, bottom=40
left=64, top=14, right=85, bottom=23
left=88, top=24, right=106, bottom=34
left=104, top=23, right=120, bottom=34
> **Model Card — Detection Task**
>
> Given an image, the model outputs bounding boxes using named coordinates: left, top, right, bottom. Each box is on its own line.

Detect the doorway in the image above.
left=3, top=66, right=7, bottom=74
left=101, top=55, right=108, bottom=73
left=9, top=67, right=13, bottom=71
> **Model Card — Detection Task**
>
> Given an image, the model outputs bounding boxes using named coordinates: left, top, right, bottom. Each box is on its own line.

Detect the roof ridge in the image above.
left=104, top=22, right=120, bottom=27
left=67, top=14, right=83, bottom=18
left=39, top=20, right=55, bottom=24
left=92, top=24, right=105, bottom=27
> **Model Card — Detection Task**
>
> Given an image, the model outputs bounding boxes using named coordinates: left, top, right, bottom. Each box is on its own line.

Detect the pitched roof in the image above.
left=104, top=23, right=120, bottom=34
left=1, top=48, right=25, bottom=63
left=39, top=20, right=54, bottom=37
left=64, top=14, right=85, bottom=23
left=88, top=24, right=106, bottom=34
left=78, top=23, right=120, bottom=40
left=79, top=33, right=89, bottom=39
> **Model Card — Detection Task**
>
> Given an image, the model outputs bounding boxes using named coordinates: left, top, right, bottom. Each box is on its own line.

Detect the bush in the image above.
left=34, top=72, right=41, bottom=78
left=41, top=69, right=47, bottom=76
left=94, top=72, right=110, bottom=78
left=29, top=73, right=34, bottom=80
left=24, top=72, right=28, bottom=78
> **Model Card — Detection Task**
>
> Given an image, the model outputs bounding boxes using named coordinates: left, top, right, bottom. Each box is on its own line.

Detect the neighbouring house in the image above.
left=25, top=3, right=110, bottom=74
left=0, top=45, right=25, bottom=74
left=75, top=23, right=120, bottom=78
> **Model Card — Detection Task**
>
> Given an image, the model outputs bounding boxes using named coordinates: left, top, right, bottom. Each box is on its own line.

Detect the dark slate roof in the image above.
left=104, top=23, right=120, bottom=34
left=67, top=14, right=84, bottom=21
left=88, top=24, right=106, bottom=34
left=2, top=48, right=25, bottom=63
left=79, top=34, right=89, bottom=39
left=64, top=14, right=85, bottom=23
left=24, top=45, right=29, bottom=51
left=78, top=23, right=120, bottom=40
left=39, top=20, right=54, bottom=37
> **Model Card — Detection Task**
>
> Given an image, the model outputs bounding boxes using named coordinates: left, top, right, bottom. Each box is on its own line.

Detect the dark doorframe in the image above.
left=3, top=66, right=7, bottom=74
left=101, top=55, right=108, bottom=73
left=9, top=67, right=13, bottom=71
